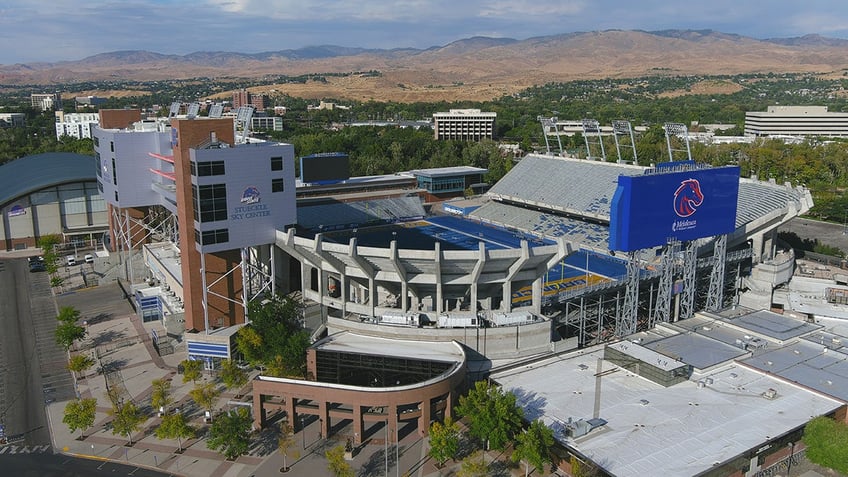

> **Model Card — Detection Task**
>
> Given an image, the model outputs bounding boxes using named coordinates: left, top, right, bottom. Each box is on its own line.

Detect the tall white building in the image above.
left=31, top=93, right=61, bottom=111
left=745, top=105, right=848, bottom=138
left=55, top=112, right=100, bottom=139
left=432, top=109, right=496, bottom=141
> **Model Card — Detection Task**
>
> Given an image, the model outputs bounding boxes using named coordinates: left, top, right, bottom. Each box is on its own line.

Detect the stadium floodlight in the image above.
left=612, top=120, right=638, bottom=164
left=186, top=102, right=200, bottom=119
left=663, top=122, right=692, bottom=162
left=208, top=104, right=224, bottom=119
left=538, top=116, right=563, bottom=154
left=581, top=119, right=605, bottom=160
left=235, top=105, right=255, bottom=144
left=168, top=102, right=182, bottom=118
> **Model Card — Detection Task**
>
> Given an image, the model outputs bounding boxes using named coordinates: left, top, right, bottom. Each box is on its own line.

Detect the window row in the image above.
left=192, top=184, right=227, bottom=223
left=191, top=160, right=225, bottom=177
left=195, top=228, right=229, bottom=246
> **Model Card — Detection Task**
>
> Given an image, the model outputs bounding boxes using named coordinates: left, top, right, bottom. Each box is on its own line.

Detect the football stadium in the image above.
left=281, top=153, right=811, bottom=358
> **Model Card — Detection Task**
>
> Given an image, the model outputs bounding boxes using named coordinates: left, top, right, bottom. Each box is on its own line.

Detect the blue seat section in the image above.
left=297, top=195, right=426, bottom=231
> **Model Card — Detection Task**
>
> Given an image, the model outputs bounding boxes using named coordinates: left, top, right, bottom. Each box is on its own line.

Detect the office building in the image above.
left=432, top=108, right=496, bottom=141
left=745, top=105, right=848, bottom=137
left=31, top=93, right=62, bottom=111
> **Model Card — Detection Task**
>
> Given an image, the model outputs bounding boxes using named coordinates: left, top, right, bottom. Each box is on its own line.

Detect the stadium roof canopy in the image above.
left=0, top=153, right=96, bottom=207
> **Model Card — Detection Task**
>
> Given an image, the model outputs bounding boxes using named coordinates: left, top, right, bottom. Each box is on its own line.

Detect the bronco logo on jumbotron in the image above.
left=673, top=179, right=703, bottom=218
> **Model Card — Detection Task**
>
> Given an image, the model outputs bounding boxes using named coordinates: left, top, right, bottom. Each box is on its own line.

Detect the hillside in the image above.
left=3, top=29, right=848, bottom=102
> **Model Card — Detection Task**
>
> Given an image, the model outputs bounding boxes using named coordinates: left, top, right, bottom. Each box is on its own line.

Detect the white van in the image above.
left=66, top=255, right=77, bottom=266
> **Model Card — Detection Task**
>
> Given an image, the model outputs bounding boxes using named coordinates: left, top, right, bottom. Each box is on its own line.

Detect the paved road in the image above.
left=0, top=257, right=59, bottom=447
left=0, top=452, right=173, bottom=477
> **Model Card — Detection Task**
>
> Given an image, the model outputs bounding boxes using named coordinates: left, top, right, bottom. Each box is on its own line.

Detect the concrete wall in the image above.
left=326, top=316, right=555, bottom=359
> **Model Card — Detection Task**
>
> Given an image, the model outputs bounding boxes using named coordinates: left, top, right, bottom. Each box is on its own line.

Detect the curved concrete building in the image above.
left=0, top=152, right=107, bottom=251
left=253, top=331, right=467, bottom=444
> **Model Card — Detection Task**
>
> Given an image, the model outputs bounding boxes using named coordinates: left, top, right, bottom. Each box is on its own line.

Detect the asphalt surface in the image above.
left=0, top=257, right=56, bottom=448
left=0, top=452, right=172, bottom=477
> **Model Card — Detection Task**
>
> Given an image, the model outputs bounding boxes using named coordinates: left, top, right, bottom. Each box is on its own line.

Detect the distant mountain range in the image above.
left=3, top=29, right=848, bottom=101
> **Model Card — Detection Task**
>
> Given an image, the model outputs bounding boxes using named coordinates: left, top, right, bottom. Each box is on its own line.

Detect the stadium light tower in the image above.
left=581, top=119, right=606, bottom=160
left=538, top=116, right=563, bottom=155
left=662, top=122, right=692, bottom=162
left=612, top=120, right=638, bottom=164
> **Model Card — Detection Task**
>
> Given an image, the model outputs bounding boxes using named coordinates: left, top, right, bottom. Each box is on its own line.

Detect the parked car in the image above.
left=84, top=254, right=95, bottom=264
left=66, top=255, right=76, bottom=266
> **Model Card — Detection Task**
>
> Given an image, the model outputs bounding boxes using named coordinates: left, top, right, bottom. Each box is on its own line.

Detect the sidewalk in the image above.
left=38, top=249, right=519, bottom=477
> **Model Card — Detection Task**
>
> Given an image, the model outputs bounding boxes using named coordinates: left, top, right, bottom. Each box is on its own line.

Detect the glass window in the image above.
left=271, top=156, right=283, bottom=171
left=195, top=228, right=229, bottom=245
left=272, top=178, right=284, bottom=192
left=193, top=184, right=227, bottom=222
left=196, top=161, right=225, bottom=176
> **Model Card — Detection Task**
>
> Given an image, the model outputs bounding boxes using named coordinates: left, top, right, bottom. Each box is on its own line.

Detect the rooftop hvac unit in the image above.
left=762, top=388, right=778, bottom=400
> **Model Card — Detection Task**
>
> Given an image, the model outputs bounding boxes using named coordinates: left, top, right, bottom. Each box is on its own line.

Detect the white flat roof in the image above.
left=492, top=347, right=841, bottom=477
left=314, top=331, right=465, bottom=363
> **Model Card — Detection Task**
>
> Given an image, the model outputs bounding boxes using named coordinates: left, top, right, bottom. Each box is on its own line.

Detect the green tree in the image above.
left=37, top=233, right=62, bottom=253
left=455, top=380, right=523, bottom=451
left=151, top=378, right=173, bottom=415
left=55, top=321, right=86, bottom=351
left=803, top=416, right=848, bottom=474
left=180, top=359, right=203, bottom=384
left=62, top=397, right=97, bottom=439
left=109, top=399, right=144, bottom=446
left=207, top=407, right=252, bottom=460
left=511, top=419, right=555, bottom=477
left=67, top=353, right=95, bottom=380
left=428, top=416, right=460, bottom=467
left=155, top=412, right=195, bottom=453
left=278, top=422, right=295, bottom=472
left=189, top=382, right=221, bottom=422
left=219, top=359, right=248, bottom=394
left=457, top=451, right=489, bottom=477
left=235, top=294, right=310, bottom=376
left=57, top=306, right=81, bottom=323
left=325, top=445, right=355, bottom=477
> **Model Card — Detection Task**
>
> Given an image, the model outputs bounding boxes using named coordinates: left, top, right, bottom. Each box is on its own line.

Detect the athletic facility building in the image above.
left=0, top=152, right=108, bottom=251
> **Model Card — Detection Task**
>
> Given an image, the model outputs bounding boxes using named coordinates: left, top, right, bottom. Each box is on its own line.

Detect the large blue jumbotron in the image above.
left=609, top=165, right=740, bottom=251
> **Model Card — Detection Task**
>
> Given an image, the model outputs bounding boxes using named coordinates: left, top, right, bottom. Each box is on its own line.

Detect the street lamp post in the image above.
left=787, top=441, right=795, bottom=476
left=301, top=416, right=305, bottom=448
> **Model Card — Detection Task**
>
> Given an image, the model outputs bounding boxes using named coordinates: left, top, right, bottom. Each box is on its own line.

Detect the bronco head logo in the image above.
left=673, top=179, right=703, bottom=218
left=241, top=186, right=260, bottom=205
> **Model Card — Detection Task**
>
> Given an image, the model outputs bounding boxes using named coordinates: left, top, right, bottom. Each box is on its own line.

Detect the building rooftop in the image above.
left=314, top=331, right=466, bottom=364
left=0, top=152, right=96, bottom=207
left=492, top=346, right=841, bottom=477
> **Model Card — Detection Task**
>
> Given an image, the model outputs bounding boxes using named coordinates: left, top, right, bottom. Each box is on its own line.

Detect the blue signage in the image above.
left=609, top=166, right=740, bottom=252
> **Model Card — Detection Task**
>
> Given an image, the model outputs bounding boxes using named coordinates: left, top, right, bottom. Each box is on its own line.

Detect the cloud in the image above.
left=0, top=0, right=846, bottom=64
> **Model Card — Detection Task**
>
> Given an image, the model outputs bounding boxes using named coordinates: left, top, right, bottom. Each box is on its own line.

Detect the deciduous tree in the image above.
left=180, top=359, right=202, bottom=384
left=189, top=382, right=220, bottom=422
left=151, top=378, right=172, bottom=414
left=207, top=407, right=252, bottom=460
left=325, top=445, right=354, bottom=477
left=428, top=417, right=460, bottom=467
left=511, top=419, right=554, bottom=477
left=62, top=398, right=97, bottom=439
left=455, top=380, right=523, bottom=451
left=109, top=399, right=144, bottom=446
left=155, top=412, right=194, bottom=453
left=219, top=359, right=248, bottom=394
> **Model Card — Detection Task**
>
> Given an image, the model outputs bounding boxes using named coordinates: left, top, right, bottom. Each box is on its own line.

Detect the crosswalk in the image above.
left=0, top=444, right=52, bottom=454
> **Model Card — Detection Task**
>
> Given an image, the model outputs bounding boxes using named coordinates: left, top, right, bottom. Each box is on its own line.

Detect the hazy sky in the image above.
left=1, top=0, right=847, bottom=64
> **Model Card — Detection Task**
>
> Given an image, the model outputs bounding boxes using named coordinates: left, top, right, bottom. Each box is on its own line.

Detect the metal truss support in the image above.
left=662, top=122, right=692, bottom=162
left=201, top=246, right=275, bottom=331
left=538, top=116, right=563, bottom=154
left=706, top=234, right=728, bottom=312
left=680, top=241, right=698, bottom=320
left=617, top=251, right=640, bottom=337
left=611, top=120, right=638, bottom=164
left=651, top=239, right=680, bottom=327
left=111, top=206, right=179, bottom=285
left=582, top=119, right=606, bottom=160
